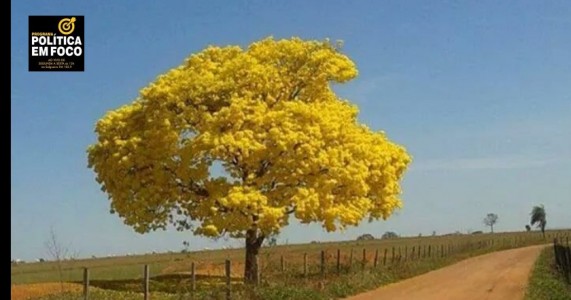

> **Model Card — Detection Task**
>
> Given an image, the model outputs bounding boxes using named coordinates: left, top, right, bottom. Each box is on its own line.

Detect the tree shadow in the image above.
left=73, top=273, right=242, bottom=294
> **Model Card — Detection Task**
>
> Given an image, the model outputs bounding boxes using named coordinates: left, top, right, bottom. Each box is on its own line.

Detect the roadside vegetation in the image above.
left=525, top=245, right=571, bottom=300
left=12, top=229, right=571, bottom=300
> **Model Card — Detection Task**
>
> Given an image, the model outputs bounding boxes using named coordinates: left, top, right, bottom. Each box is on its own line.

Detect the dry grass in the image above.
left=11, top=230, right=570, bottom=284
left=11, top=282, right=83, bottom=300
left=11, top=230, right=571, bottom=300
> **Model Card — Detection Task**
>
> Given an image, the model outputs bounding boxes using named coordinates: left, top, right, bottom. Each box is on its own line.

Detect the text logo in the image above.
left=29, top=16, right=84, bottom=72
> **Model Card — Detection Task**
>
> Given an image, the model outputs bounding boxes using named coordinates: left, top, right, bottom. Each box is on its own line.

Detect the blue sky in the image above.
left=11, top=1, right=571, bottom=261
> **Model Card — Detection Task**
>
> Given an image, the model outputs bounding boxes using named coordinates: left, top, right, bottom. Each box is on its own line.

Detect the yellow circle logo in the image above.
left=58, top=17, right=76, bottom=35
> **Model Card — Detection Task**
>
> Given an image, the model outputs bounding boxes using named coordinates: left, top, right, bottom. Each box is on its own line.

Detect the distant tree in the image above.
left=432, top=231, right=436, bottom=236
left=181, top=241, right=190, bottom=253
left=381, top=231, right=399, bottom=239
left=530, top=205, right=547, bottom=238
left=525, top=225, right=531, bottom=232
left=418, top=233, right=422, bottom=237
left=483, top=213, right=499, bottom=233
left=265, top=234, right=278, bottom=247
left=356, top=233, right=375, bottom=241
left=471, top=231, right=483, bottom=235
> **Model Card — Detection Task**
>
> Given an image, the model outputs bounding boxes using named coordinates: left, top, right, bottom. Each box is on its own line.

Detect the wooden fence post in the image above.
left=281, top=255, right=285, bottom=272
left=303, top=253, right=308, bottom=278
left=257, top=258, right=261, bottom=286
left=321, top=250, right=326, bottom=277
left=441, top=244, right=444, bottom=257
left=143, top=265, right=150, bottom=300
left=404, top=246, right=408, bottom=261
left=82, top=267, right=89, bottom=300
left=398, top=247, right=402, bottom=263
left=225, top=259, right=231, bottom=300
left=336, top=249, right=341, bottom=274
left=412, top=246, right=415, bottom=260
left=191, top=262, right=196, bottom=293
left=428, top=245, right=431, bottom=258
left=391, top=247, right=395, bottom=263
left=349, top=248, right=354, bottom=270
left=374, top=249, right=379, bottom=268
left=362, top=248, right=367, bottom=269
left=566, top=243, right=571, bottom=282
left=553, top=239, right=560, bottom=264
left=383, top=248, right=388, bottom=266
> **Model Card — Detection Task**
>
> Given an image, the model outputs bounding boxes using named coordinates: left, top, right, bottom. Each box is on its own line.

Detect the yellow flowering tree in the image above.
left=87, top=37, right=411, bottom=283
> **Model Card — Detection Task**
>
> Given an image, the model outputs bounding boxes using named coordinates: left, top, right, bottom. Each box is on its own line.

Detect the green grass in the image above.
left=525, top=246, right=571, bottom=300
left=15, top=230, right=571, bottom=300
left=32, top=240, right=562, bottom=300
left=31, top=290, right=183, bottom=300
left=13, top=230, right=568, bottom=285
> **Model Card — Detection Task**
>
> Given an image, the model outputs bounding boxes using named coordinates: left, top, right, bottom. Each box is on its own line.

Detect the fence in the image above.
left=76, top=241, right=470, bottom=300
left=80, top=260, right=233, bottom=300
left=74, top=233, right=558, bottom=300
left=12, top=230, right=571, bottom=300
left=553, top=238, right=571, bottom=283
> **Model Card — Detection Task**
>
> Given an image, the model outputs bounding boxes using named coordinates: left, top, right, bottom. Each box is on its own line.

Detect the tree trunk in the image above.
left=491, top=224, right=494, bottom=233
left=244, top=229, right=264, bottom=284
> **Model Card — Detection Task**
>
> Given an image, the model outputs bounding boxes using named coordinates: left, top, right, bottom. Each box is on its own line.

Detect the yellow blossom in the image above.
left=87, top=36, right=411, bottom=239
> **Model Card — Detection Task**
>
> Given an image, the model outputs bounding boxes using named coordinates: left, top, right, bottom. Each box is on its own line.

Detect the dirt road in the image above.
left=345, top=245, right=545, bottom=300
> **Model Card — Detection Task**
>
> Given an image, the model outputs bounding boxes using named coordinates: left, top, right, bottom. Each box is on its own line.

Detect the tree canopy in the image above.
left=530, top=205, right=546, bottom=237
left=87, top=37, right=411, bottom=282
left=87, top=37, right=411, bottom=238
left=483, top=213, right=498, bottom=233
left=381, top=231, right=399, bottom=239
left=356, top=233, right=375, bottom=241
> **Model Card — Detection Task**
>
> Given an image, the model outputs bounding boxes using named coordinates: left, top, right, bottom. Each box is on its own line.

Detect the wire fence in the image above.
left=11, top=230, right=571, bottom=300
left=553, top=237, right=571, bottom=283
left=72, top=233, right=568, bottom=300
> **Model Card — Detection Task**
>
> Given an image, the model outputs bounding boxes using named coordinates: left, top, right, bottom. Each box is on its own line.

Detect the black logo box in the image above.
left=28, top=16, right=84, bottom=72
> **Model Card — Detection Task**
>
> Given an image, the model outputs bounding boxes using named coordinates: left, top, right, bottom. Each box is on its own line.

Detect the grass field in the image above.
left=525, top=242, right=571, bottom=300
left=11, top=229, right=571, bottom=300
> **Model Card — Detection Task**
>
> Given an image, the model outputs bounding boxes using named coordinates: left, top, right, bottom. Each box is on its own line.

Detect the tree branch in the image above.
left=255, top=234, right=266, bottom=248
left=285, top=205, right=297, bottom=215
left=255, top=160, right=272, bottom=178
